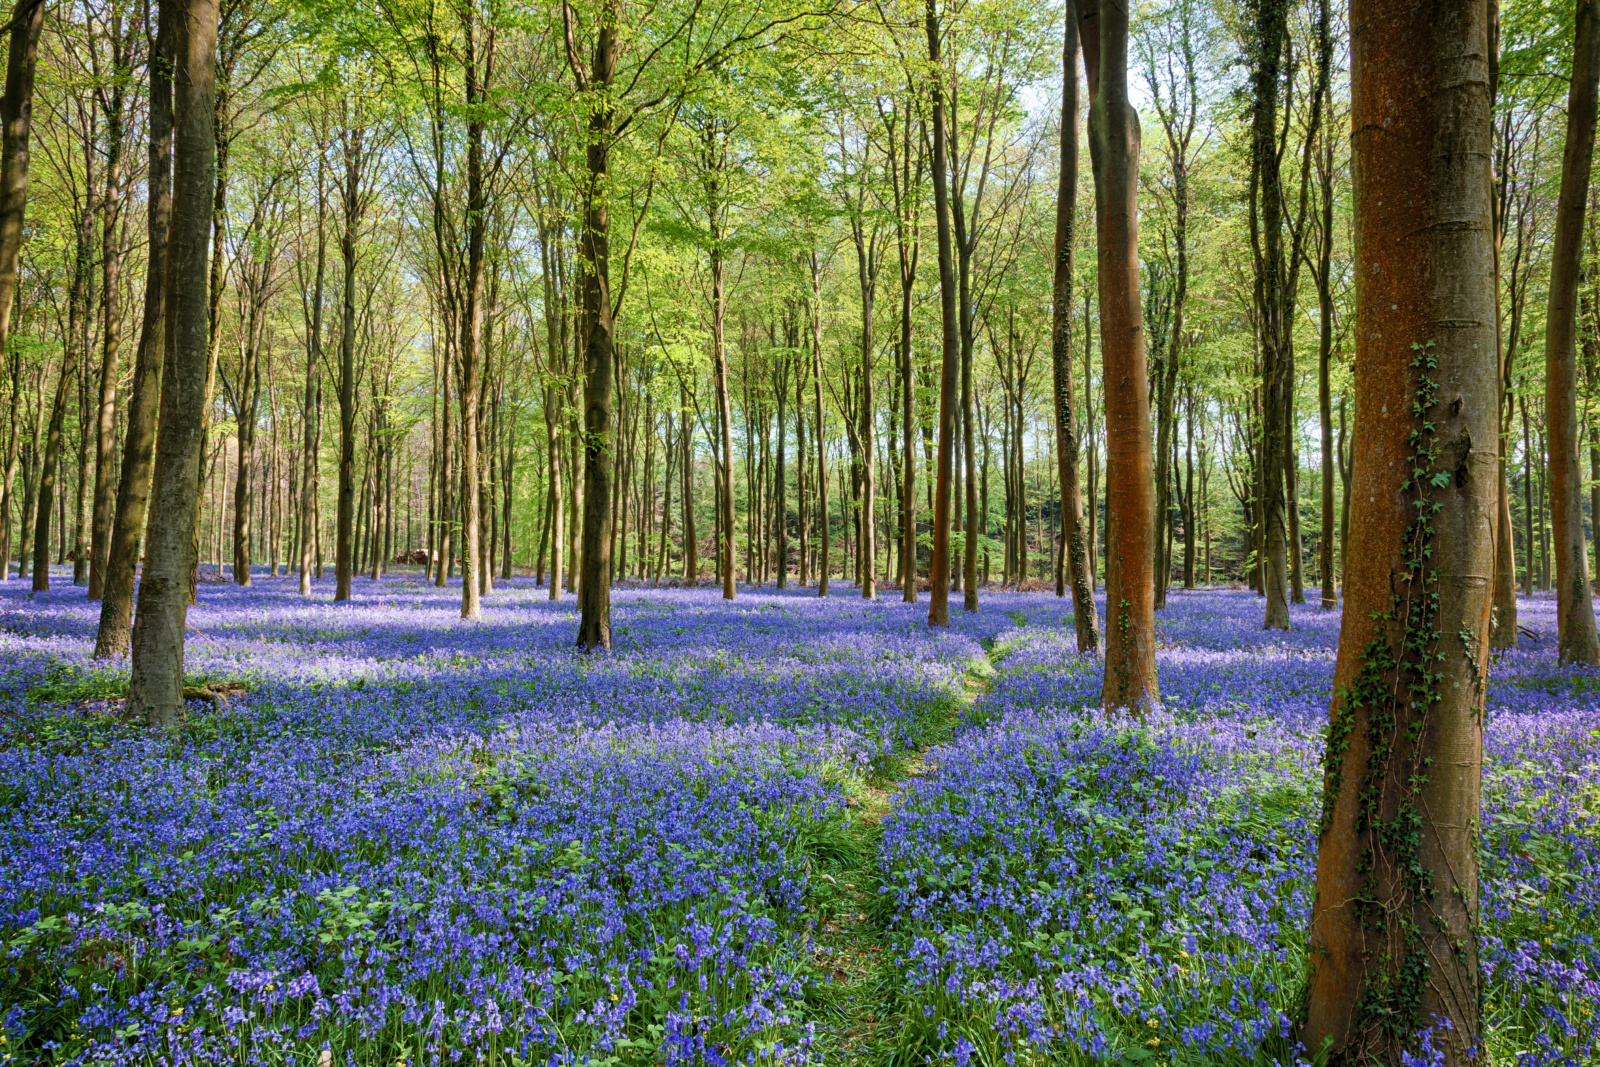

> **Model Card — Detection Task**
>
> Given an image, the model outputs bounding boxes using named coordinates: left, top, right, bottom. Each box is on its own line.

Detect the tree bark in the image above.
left=334, top=123, right=363, bottom=603
left=573, top=1, right=619, bottom=648
left=705, top=132, right=735, bottom=605
left=1302, top=0, right=1495, bottom=1057
left=1251, top=0, right=1292, bottom=631
left=95, top=2, right=171, bottom=654
left=0, top=0, right=42, bottom=584
left=810, top=252, right=829, bottom=595
left=1314, top=0, right=1336, bottom=611
left=299, top=147, right=326, bottom=597
left=127, top=0, right=217, bottom=729
left=32, top=348, right=78, bottom=592
left=89, top=31, right=131, bottom=600
left=1049, top=0, right=1100, bottom=652
left=458, top=16, right=490, bottom=621
left=926, top=0, right=958, bottom=628
left=1085, top=0, right=1157, bottom=707
left=1545, top=0, right=1600, bottom=664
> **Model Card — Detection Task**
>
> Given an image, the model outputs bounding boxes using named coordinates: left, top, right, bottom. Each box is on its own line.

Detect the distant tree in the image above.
left=1545, top=0, right=1600, bottom=664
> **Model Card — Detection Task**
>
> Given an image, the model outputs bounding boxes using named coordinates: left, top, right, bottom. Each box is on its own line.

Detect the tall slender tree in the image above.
left=1052, top=0, right=1097, bottom=650
left=1545, top=0, right=1600, bottom=664
left=96, top=0, right=172, bottom=657
left=127, top=0, right=219, bottom=728
left=1249, top=0, right=1291, bottom=631
left=1084, top=0, right=1157, bottom=708
left=926, top=0, right=959, bottom=628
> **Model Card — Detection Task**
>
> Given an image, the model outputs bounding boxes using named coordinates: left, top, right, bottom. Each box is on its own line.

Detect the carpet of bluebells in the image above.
left=0, top=571, right=1595, bottom=1067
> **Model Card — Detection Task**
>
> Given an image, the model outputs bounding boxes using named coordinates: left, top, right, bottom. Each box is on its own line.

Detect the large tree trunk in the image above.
left=1084, top=0, right=1157, bottom=707
left=1049, top=0, right=1100, bottom=652
left=1302, top=0, right=1496, bottom=1058
left=1545, top=0, right=1600, bottom=664
left=96, top=1, right=172, bottom=655
left=926, top=0, right=958, bottom=627
left=574, top=4, right=618, bottom=648
left=0, top=0, right=42, bottom=583
left=127, top=0, right=217, bottom=729
left=1251, top=0, right=1291, bottom=631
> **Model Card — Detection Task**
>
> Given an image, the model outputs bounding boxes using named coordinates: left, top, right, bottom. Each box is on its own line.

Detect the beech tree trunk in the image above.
left=1053, top=0, right=1097, bottom=648
left=573, top=1, right=618, bottom=648
left=1314, top=0, right=1336, bottom=612
left=545, top=382, right=562, bottom=599
left=1251, top=0, right=1291, bottom=631
left=32, top=350, right=77, bottom=592
left=810, top=253, right=829, bottom=596
left=1084, top=0, right=1157, bottom=707
left=926, top=0, right=958, bottom=628
left=706, top=142, right=735, bottom=605
left=127, top=0, right=217, bottom=729
left=89, top=44, right=130, bottom=601
left=334, top=124, right=362, bottom=604
left=0, top=0, right=42, bottom=583
left=1302, top=0, right=1496, bottom=1058
left=95, top=2, right=171, bottom=657
left=299, top=152, right=326, bottom=597
left=1545, top=0, right=1600, bottom=664
left=1487, top=0, right=1519, bottom=647
left=458, top=19, right=489, bottom=622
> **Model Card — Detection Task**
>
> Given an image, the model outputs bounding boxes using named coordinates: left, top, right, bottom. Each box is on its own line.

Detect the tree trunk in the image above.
left=854, top=233, right=877, bottom=601
left=1056, top=4, right=1094, bottom=652
left=0, top=0, right=42, bottom=584
left=1251, top=0, right=1291, bottom=631
left=458, top=23, right=488, bottom=621
left=89, top=52, right=129, bottom=600
left=1084, top=0, right=1157, bottom=707
left=1315, top=0, right=1337, bottom=611
left=574, top=4, right=619, bottom=648
left=926, top=0, right=958, bottom=627
left=546, top=382, right=562, bottom=599
left=334, top=125, right=362, bottom=603
left=127, top=0, right=216, bottom=729
left=1302, top=0, right=1495, bottom=1057
left=1545, top=0, right=1600, bottom=663
left=95, top=4, right=171, bottom=654
left=32, top=350, right=77, bottom=592
left=811, top=252, right=829, bottom=595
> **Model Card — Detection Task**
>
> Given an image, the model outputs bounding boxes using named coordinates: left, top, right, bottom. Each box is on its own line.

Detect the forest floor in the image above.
left=0, top=575, right=1595, bottom=1065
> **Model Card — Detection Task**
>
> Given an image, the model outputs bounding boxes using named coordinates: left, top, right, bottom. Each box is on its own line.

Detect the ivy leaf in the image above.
left=1430, top=472, right=1451, bottom=488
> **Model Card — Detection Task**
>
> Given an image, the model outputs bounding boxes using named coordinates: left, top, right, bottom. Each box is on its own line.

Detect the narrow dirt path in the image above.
left=802, top=629, right=1008, bottom=1062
